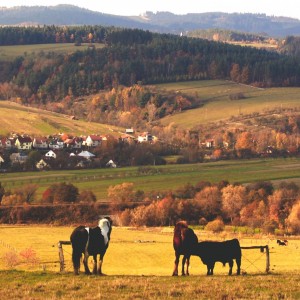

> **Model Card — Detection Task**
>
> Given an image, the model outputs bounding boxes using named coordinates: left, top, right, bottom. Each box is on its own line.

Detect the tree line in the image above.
left=1, top=179, right=300, bottom=235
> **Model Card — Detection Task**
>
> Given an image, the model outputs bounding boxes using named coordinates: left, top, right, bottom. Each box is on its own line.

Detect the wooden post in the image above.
left=58, top=241, right=71, bottom=272
left=265, top=245, right=270, bottom=273
left=58, top=241, right=65, bottom=272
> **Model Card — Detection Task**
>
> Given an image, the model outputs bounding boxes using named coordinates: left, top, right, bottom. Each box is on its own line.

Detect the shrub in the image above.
left=205, top=218, right=225, bottom=233
left=3, top=250, right=19, bottom=268
left=19, top=247, right=39, bottom=265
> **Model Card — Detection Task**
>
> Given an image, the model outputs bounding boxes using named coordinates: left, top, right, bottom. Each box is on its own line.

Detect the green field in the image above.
left=0, top=101, right=122, bottom=136
left=0, top=43, right=104, bottom=61
left=158, top=80, right=300, bottom=128
left=0, top=225, right=299, bottom=299
left=3, top=158, right=300, bottom=201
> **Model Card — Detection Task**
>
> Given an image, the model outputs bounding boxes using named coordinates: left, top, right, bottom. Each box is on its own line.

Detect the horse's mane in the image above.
left=174, top=220, right=188, bottom=232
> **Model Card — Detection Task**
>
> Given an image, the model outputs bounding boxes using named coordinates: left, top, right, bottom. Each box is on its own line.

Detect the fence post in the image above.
left=265, top=245, right=270, bottom=273
left=58, top=241, right=65, bottom=272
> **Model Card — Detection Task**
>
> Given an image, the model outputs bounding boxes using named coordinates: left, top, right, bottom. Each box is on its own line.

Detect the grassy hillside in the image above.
left=0, top=43, right=104, bottom=61
left=0, top=101, right=122, bottom=136
left=158, top=80, right=300, bottom=128
left=0, top=225, right=299, bottom=299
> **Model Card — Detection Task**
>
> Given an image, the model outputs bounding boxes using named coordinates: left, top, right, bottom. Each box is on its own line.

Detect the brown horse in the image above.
left=172, top=221, right=198, bottom=276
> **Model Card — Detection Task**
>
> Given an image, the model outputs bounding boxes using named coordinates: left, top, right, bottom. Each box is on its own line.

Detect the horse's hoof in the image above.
left=172, top=273, right=178, bottom=276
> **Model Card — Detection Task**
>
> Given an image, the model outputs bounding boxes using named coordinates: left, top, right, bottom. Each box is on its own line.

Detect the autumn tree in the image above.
left=78, top=190, right=97, bottom=203
left=194, top=186, right=222, bottom=220
left=15, top=184, right=38, bottom=204
left=107, top=182, right=135, bottom=204
left=230, top=63, right=240, bottom=82
left=286, top=200, right=300, bottom=234
left=42, top=182, right=79, bottom=204
left=221, top=184, right=247, bottom=224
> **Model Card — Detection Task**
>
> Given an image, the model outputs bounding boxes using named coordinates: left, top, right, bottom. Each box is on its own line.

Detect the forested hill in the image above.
left=1, top=28, right=300, bottom=105
left=1, top=5, right=300, bottom=37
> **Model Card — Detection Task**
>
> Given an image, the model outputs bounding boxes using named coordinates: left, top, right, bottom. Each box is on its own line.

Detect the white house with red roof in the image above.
left=85, top=135, right=102, bottom=147
left=15, top=135, right=32, bottom=150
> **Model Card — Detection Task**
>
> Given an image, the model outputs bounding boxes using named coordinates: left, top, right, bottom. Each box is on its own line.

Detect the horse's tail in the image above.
left=72, top=247, right=82, bottom=271
left=70, top=226, right=87, bottom=275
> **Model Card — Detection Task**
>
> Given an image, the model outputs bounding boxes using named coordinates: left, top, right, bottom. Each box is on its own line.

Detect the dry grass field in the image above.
left=0, top=101, right=122, bottom=136
left=0, top=225, right=299, bottom=299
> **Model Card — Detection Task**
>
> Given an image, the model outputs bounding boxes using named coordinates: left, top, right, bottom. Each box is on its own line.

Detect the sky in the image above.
left=1, top=0, right=300, bottom=20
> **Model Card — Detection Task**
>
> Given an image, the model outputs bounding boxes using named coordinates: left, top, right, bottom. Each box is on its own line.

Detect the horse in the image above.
left=172, top=220, right=198, bottom=276
left=70, top=216, right=113, bottom=275
left=277, top=239, right=288, bottom=246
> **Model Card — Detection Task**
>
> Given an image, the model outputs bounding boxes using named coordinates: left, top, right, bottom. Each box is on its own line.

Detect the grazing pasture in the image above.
left=158, top=80, right=300, bottom=128
left=0, top=225, right=299, bottom=299
left=2, top=157, right=300, bottom=201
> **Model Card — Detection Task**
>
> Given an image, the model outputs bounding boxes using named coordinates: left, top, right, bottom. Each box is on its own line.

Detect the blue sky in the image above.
left=1, top=0, right=300, bottom=20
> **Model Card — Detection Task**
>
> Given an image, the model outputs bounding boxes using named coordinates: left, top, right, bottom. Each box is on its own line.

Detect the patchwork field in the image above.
left=0, top=225, right=299, bottom=299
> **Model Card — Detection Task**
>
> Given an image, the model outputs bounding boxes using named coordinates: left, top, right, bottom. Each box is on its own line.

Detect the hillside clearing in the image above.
left=0, top=43, right=105, bottom=61
left=158, top=80, right=300, bottom=129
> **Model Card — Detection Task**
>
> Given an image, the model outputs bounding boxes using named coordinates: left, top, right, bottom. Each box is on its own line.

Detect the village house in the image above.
left=64, top=137, right=82, bottom=149
left=15, top=136, right=32, bottom=150
left=84, top=135, right=102, bottom=147
left=0, top=155, right=4, bottom=166
left=49, top=138, right=64, bottom=149
left=32, top=137, right=49, bottom=149
left=45, top=150, right=57, bottom=159
left=10, top=152, right=28, bottom=163
left=137, top=132, right=153, bottom=143
left=204, top=139, right=215, bottom=149
left=36, top=159, right=49, bottom=170
left=0, top=137, right=13, bottom=149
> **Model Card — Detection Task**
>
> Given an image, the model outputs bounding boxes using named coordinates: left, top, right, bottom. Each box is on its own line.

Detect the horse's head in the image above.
left=98, top=217, right=113, bottom=245
left=173, top=220, right=189, bottom=249
left=174, top=220, right=188, bottom=233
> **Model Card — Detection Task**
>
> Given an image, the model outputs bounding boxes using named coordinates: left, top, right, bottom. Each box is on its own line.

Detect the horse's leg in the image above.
left=172, top=253, right=180, bottom=276
left=92, top=255, right=97, bottom=275
left=83, top=252, right=91, bottom=275
left=71, top=248, right=81, bottom=275
left=97, top=253, right=105, bottom=275
left=186, top=255, right=191, bottom=276
left=228, top=259, right=233, bottom=275
left=181, top=255, right=186, bottom=276
left=236, top=257, right=241, bottom=275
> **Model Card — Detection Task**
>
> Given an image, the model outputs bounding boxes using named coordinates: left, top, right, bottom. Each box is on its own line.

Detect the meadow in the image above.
left=0, top=225, right=299, bottom=299
left=0, top=43, right=104, bottom=61
left=158, top=80, right=300, bottom=128
left=0, top=101, right=122, bottom=136
left=2, top=157, right=300, bottom=201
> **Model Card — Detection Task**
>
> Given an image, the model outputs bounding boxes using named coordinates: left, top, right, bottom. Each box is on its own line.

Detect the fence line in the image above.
left=57, top=242, right=270, bottom=274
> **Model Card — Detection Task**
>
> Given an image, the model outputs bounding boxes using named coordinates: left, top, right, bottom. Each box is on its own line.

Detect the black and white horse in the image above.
left=70, top=216, right=113, bottom=275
